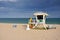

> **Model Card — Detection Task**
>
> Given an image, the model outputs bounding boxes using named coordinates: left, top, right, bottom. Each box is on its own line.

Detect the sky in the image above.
left=0, top=0, right=60, bottom=18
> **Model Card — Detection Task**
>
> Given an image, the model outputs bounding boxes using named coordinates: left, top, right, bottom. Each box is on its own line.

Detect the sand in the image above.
left=0, top=23, right=60, bottom=40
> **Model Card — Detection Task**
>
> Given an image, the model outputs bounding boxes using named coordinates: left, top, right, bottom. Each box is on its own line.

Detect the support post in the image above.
left=43, top=15, right=47, bottom=29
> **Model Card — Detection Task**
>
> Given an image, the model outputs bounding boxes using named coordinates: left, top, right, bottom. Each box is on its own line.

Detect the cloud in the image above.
left=0, top=7, right=34, bottom=18
left=0, top=0, right=17, bottom=2
left=0, top=0, right=60, bottom=18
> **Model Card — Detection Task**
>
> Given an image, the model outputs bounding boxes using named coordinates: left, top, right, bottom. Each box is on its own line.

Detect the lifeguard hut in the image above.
left=26, top=12, right=48, bottom=30
left=34, top=12, right=48, bottom=29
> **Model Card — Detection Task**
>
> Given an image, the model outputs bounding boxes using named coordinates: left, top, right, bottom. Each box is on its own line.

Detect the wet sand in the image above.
left=0, top=23, right=60, bottom=40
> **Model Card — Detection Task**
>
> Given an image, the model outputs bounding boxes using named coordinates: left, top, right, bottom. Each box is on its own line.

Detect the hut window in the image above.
left=37, top=15, right=43, bottom=19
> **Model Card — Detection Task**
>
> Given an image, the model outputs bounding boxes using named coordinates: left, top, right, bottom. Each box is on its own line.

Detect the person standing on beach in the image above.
left=29, top=18, right=33, bottom=24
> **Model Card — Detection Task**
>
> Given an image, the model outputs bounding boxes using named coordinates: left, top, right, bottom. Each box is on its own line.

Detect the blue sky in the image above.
left=0, top=0, right=60, bottom=18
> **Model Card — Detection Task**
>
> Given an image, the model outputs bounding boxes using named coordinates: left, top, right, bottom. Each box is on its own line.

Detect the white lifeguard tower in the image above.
left=26, top=12, right=48, bottom=30
left=34, top=12, right=48, bottom=29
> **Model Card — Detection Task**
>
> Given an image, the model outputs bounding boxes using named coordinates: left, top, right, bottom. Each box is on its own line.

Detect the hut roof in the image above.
left=34, top=12, right=48, bottom=16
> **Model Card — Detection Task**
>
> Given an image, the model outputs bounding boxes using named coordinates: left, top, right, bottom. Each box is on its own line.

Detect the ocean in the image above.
left=0, top=18, right=60, bottom=24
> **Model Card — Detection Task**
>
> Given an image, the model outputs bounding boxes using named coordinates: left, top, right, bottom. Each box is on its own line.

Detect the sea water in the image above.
left=0, top=18, right=60, bottom=24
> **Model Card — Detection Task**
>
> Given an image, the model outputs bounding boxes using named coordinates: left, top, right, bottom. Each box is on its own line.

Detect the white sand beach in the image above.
left=0, top=23, right=60, bottom=40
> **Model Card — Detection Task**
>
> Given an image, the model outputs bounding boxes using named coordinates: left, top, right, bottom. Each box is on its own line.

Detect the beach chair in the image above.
left=12, top=24, right=17, bottom=28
